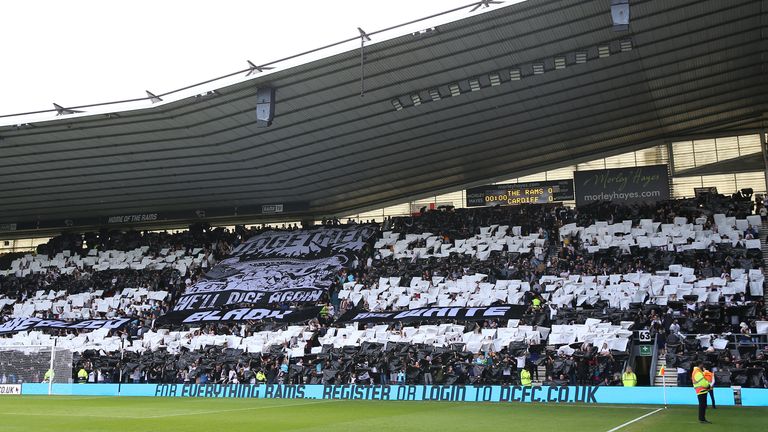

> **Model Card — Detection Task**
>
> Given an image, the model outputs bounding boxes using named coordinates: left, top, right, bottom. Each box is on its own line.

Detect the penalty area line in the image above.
left=605, top=407, right=664, bottom=432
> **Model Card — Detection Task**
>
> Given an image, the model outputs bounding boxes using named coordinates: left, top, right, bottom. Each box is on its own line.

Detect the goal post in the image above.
left=0, top=343, right=73, bottom=395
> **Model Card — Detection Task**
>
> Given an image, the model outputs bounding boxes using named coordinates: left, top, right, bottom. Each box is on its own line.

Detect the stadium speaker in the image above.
left=256, top=87, right=276, bottom=127
left=610, top=0, right=629, bottom=31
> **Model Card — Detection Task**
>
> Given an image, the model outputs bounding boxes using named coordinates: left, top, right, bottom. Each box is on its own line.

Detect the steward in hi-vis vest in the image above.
left=692, top=361, right=712, bottom=423
left=621, top=367, right=637, bottom=387
left=77, top=368, right=88, bottom=384
left=520, top=368, right=532, bottom=387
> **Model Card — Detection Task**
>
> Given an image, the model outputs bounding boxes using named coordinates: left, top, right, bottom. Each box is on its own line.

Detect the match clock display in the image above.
left=466, top=180, right=574, bottom=207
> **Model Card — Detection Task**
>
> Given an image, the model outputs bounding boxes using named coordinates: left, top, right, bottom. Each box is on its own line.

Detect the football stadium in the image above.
left=1, top=0, right=767, bottom=431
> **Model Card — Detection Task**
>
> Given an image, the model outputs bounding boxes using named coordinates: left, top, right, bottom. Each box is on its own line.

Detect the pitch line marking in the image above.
left=43, top=396, right=115, bottom=401
left=0, top=412, right=132, bottom=419
left=540, top=404, right=658, bottom=410
left=0, top=399, right=335, bottom=419
left=605, top=407, right=664, bottom=432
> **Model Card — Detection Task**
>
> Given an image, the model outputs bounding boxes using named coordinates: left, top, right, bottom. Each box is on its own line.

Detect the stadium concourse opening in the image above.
left=1, top=0, right=768, bottom=431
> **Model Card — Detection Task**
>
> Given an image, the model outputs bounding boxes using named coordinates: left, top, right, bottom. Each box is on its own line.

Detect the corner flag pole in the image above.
left=660, top=365, right=667, bottom=408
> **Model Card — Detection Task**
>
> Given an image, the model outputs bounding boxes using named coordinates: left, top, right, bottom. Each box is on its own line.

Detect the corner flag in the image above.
left=659, top=365, right=668, bottom=408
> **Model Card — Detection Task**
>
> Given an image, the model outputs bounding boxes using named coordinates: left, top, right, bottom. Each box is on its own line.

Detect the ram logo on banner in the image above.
left=170, top=226, right=377, bottom=314
left=573, top=165, right=670, bottom=207
left=232, top=226, right=376, bottom=260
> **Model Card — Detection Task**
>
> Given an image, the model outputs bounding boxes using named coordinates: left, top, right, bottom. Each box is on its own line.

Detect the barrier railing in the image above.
left=649, top=333, right=660, bottom=387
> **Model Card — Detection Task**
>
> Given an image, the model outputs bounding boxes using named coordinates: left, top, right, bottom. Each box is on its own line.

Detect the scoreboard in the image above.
left=466, top=180, right=574, bottom=207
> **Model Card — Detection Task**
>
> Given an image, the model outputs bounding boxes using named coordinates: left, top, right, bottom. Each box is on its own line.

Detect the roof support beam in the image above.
left=358, top=27, right=371, bottom=97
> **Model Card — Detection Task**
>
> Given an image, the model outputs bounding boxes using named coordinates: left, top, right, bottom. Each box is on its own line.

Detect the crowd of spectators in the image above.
left=0, top=193, right=766, bottom=387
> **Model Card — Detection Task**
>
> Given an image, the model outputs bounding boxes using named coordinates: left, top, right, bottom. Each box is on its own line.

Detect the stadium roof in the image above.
left=0, top=0, right=766, bottom=235
left=675, top=152, right=765, bottom=178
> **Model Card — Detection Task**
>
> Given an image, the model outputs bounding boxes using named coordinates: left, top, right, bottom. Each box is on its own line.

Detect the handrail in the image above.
left=675, top=332, right=768, bottom=345
left=649, top=333, right=660, bottom=387
left=624, top=335, right=637, bottom=378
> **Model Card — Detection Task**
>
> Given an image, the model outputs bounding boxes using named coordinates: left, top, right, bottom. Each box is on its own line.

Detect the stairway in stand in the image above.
left=654, top=354, right=678, bottom=387
left=761, top=220, right=768, bottom=311
left=533, top=363, right=548, bottom=384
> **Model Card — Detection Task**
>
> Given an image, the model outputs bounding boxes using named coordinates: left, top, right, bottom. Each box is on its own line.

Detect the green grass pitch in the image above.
left=0, top=396, right=764, bottom=432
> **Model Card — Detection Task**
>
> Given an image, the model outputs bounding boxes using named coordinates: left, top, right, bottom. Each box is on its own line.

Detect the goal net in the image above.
left=0, top=345, right=73, bottom=393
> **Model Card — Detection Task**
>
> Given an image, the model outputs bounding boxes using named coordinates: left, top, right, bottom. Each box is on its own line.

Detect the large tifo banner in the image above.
left=22, top=383, right=759, bottom=406
left=168, top=226, right=377, bottom=317
left=574, top=165, right=670, bottom=207
left=0, top=317, right=130, bottom=334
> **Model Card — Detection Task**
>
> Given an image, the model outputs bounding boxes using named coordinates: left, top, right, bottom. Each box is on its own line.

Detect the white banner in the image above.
left=0, top=384, right=21, bottom=395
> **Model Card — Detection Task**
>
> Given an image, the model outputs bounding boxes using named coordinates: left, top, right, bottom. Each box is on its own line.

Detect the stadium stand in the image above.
left=0, top=195, right=765, bottom=389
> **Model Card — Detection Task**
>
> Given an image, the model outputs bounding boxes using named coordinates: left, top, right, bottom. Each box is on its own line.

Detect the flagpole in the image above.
left=118, top=338, right=124, bottom=397
left=661, top=367, right=667, bottom=409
